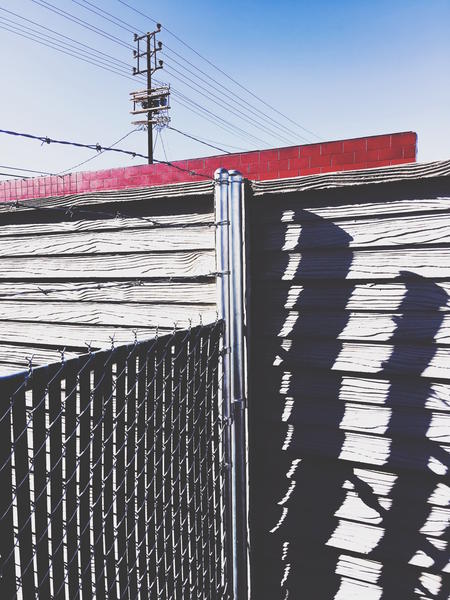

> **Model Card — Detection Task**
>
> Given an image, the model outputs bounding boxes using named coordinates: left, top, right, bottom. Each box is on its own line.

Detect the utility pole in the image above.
left=131, top=24, right=170, bottom=164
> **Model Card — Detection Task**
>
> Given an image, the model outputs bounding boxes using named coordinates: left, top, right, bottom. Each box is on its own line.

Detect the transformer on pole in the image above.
left=131, top=24, right=170, bottom=164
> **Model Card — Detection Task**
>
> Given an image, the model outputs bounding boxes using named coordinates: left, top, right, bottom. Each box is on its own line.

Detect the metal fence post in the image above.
left=228, top=170, right=249, bottom=600
left=214, top=168, right=235, bottom=596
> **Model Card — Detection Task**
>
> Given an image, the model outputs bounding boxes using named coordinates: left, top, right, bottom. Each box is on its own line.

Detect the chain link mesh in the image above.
left=0, top=321, right=232, bottom=600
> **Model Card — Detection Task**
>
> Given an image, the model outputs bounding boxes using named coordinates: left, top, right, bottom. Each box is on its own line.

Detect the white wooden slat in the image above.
left=335, top=554, right=443, bottom=596
left=0, top=320, right=205, bottom=349
left=260, top=248, right=450, bottom=281
left=343, top=468, right=449, bottom=508
left=253, top=197, right=450, bottom=222
left=325, top=519, right=449, bottom=572
left=256, top=281, right=450, bottom=312
left=0, top=344, right=79, bottom=367
left=0, top=280, right=216, bottom=304
left=281, top=460, right=449, bottom=509
left=277, top=398, right=450, bottom=443
left=0, top=226, right=214, bottom=256
left=0, top=180, right=214, bottom=213
left=259, top=213, right=450, bottom=250
left=0, top=250, right=215, bottom=279
left=264, top=311, right=450, bottom=344
left=282, top=424, right=450, bottom=475
left=268, top=338, right=450, bottom=380
left=276, top=370, right=450, bottom=412
left=0, top=302, right=216, bottom=327
left=332, top=491, right=449, bottom=537
left=0, top=212, right=213, bottom=238
left=251, top=159, right=450, bottom=196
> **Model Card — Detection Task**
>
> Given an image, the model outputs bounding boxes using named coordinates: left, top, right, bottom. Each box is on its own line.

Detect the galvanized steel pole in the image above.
left=228, top=170, right=249, bottom=600
left=215, top=168, right=249, bottom=599
left=214, top=168, right=235, bottom=596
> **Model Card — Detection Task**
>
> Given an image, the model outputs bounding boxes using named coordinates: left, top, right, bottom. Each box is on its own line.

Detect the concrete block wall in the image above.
left=0, top=131, right=417, bottom=202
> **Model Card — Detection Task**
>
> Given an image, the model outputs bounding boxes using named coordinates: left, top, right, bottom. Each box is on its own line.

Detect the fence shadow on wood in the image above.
left=250, top=210, right=449, bottom=599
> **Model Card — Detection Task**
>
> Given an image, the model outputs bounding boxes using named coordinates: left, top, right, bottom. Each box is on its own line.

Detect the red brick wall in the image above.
left=0, top=131, right=417, bottom=202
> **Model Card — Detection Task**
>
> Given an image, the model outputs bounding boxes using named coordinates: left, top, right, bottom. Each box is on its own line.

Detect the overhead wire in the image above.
left=30, top=0, right=132, bottom=50
left=0, top=172, right=31, bottom=179
left=4, top=2, right=320, bottom=156
left=0, top=165, right=58, bottom=176
left=65, top=0, right=312, bottom=144
left=114, top=0, right=322, bottom=140
left=167, top=126, right=231, bottom=154
left=0, top=7, right=132, bottom=71
left=0, top=16, right=131, bottom=76
left=163, top=63, right=295, bottom=146
left=57, top=129, right=140, bottom=174
left=0, top=22, right=136, bottom=82
left=161, top=50, right=304, bottom=144
left=0, top=128, right=216, bottom=180
left=0, top=13, right=270, bottom=150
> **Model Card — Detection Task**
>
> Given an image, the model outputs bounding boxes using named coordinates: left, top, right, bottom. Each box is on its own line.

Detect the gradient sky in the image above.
left=0, top=0, right=449, bottom=178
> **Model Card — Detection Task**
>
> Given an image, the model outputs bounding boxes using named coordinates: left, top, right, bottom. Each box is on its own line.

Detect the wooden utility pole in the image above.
left=131, top=25, right=170, bottom=164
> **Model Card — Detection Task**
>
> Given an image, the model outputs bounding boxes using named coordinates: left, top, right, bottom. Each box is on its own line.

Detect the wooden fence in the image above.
left=0, top=181, right=216, bottom=375
left=247, top=161, right=450, bottom=600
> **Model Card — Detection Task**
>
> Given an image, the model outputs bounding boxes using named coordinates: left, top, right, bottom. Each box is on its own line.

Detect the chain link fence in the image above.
left=0, top=321, right=232, bottom=600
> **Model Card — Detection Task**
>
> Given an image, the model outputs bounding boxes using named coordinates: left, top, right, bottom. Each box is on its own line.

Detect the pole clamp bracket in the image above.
left=232, top=397, right=247, bottom=412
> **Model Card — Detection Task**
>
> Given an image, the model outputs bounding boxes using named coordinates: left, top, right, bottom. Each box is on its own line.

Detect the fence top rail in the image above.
left=0, top=179, right=214, bottom=214
left=0, top=321, right=223, bottom=391
left=250, top=158, right=450, bottom=196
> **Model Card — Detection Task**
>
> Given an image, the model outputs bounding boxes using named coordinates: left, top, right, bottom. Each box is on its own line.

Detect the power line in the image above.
left=0, top=16, right=130, bottom=75
left=0, top=128, right=215, bottom=181
left=161, top=51, right=304, bottom=144
left=65, top=0, right=313, bottom=143
left=3, top=6, right=304, bottom=153
left=0, top=172, right=31, bottom=179
left=0, top=18, right=263, bottom=151
left=0, top=22, right=136, bottom=82
left=168, top=126, right=231, bottom=154
left=58, top=129, right=139, bottom=174
left=0, top=7, right=131, bottom=71
left=1, top=13, right=270, bottom=150
left=115, top=0, right=322, bottom=140
left=30, top=0, right=132, bottom=50
left=0, top=165, right=58, bottom=176
left=163, top=64, right=296, bottom=146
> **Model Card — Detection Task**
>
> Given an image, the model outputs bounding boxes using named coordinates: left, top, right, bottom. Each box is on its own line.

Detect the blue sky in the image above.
left=0, top=0, right=449, bottom=178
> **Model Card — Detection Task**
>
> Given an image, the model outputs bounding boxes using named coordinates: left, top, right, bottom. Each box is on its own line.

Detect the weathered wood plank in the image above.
left=0, top=280, right=216, bottom=303
left=0, top=321, right=198, bottom=349
left=252, top=197, right=450, bottom=223
left=263, top=311, right=450, bottom=344
left=259, top=213, right=450, bottom=250
left=0, top=212, right=213, bottom=238
left=343, top=467, right=450, bottom=507
left=281, top=424, right=450, bottom=475
left=0, top=182, right=214, bottom=213
left=324, top=518, right=449, bottom=572
left=259, top=248, right=450, bottom=281
left=275, top=370, right=450, bottom=412
left=0, top=226, right=214, bottom=257
left=0, top=250, right=215, bottom=279
left=285, top=462, right=449, bottom=511
left=267, top=338, right=450, bottom=380
left=332, top=491, right=449, bottom=536
left=0, top=302, right=216, bottom=327
left=275, top=398, right=450, bottom=443
left=279, top=548, right=444, bottom=599
left=251, top=158, right=450, bottom=195
left=335, top=554, right=443, bottom=595
left=0, top=344, right=79, bottom=367
left=255, top=281, right=450, bottom=312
